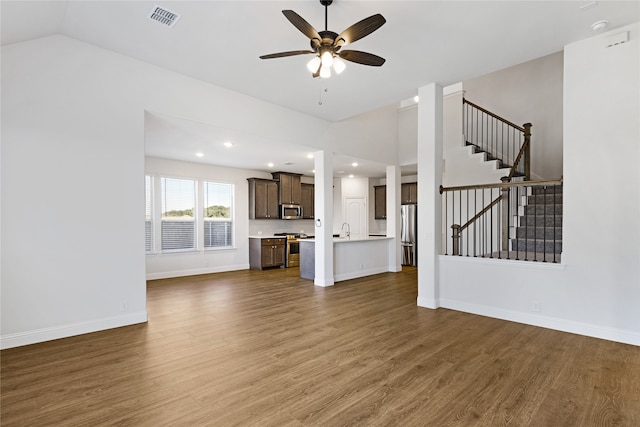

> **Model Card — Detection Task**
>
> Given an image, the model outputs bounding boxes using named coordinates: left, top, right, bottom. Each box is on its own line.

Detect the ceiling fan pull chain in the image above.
left=318, top=85, right=329, bottom=105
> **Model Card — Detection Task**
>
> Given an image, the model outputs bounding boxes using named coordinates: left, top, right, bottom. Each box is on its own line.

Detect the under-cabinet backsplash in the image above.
left=249, top=219, right=315, bottom=236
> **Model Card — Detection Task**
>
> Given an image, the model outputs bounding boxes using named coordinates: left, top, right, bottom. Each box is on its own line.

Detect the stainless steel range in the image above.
left=274, top=233, right=307, bottom=267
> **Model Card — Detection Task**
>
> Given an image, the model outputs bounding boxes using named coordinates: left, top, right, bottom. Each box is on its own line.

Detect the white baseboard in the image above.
left=417, top=296, right=440, bottom=309
left=0, top=311, right=148, bottom=350
left=439, top=299, right=640, bottom=347
left=146, top=264, right=250, bottom=280
left=334, top=266, right=388, bottom=283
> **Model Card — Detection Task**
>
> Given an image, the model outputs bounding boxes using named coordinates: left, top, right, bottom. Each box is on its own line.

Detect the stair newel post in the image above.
left=523, top=123, right=532, bottom=181
left=451, top=224, right=461, bottom=256
left=501, top=177, right=510, bottom=252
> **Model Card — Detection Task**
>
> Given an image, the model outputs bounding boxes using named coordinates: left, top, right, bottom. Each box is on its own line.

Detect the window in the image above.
left=203, top=181, right=233, bottom=248
left=161, top=177, right=196, bottom=251
left=145, top=175, right=235, bottom=253
left=145, top=175, right=153, bottom=253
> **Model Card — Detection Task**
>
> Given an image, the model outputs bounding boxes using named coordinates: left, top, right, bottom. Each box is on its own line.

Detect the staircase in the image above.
left=441, top=98, right=562, bottom=263
left=510, top=185, right=563, bottom=262
left=465, top=142, right=526, bottom=178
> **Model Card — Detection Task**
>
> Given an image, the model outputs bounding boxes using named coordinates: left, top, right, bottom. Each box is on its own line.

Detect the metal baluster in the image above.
left=542, top=186, right=547, bottom=262
left=444, top=191, right=448, bottom=255
left=466, top=189, right=469, bottom=256
left=459, top=190, right=462, bottom=256
left=553, top=185, right=558, bottom=263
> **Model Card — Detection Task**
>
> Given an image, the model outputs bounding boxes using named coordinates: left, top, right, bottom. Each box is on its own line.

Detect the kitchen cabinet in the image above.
left=249, top=237, right=286, bottom=270
left=301, top=183, right=314, bottom=219
left=374, top=185, right=387, bottom=219
left=402, top=182, right=418, bottom=204
left=272, top=172, right=302, bottom=205
left=247, top=178, right=279, bottom=219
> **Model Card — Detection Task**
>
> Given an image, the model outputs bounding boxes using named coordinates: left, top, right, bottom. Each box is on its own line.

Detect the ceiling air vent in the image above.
left=148, top=5, right=181, bottom=28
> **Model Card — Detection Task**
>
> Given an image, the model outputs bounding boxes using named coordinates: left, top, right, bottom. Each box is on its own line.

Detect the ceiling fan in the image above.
left=259, top=0, right=386, bottom=78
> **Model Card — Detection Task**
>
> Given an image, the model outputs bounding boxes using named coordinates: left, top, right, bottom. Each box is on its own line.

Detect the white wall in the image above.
left=145, top=157, right=254, bottom=279
left=398, top=105, right=418, bottom=166
left=0, top=35, right=332, bottom=348
left=442, top=89, right=512, bottom=187
left=145, top=156, right=317, bottom=280
left=323, top=104, right=399, bottom=166
left=463, top=52, right=564, bottom=179
left=437, top=23, right=640, bottom=346
left=1, top=34, right=408, bottom=347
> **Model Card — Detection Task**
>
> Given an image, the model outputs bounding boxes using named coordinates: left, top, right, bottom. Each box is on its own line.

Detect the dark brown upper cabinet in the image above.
left=271, top=172, right=302, bottom=205
left=247, top=178, right=279, bottom=219
left=401, top=182, right=418, bottom=204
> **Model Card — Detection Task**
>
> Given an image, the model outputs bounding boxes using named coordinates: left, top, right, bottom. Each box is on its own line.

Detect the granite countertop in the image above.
left=300, top=236, right=391, bottom=243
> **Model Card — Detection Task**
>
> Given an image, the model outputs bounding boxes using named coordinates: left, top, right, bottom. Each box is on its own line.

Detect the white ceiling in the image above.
left=2, top=1, right=638, bottom=177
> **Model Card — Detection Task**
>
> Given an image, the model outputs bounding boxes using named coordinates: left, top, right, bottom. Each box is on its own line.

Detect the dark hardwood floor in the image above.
left=2, top=267, right=639, bottom=426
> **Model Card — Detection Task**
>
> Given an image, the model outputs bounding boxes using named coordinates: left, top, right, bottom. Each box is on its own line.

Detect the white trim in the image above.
left=0, top=311, right=148, bottom=350
left=417, top=296, right=440, bottom=309
left=314, top=278, right=335, bottom=287
left=439, top=254, right=566, bottom=270
left=146, top=264, right=249, bottom=280
left=439, top=298, right=640, bottom=347
left=334, top=266, right=388, bottom=282
left=443, top=82, right=463, bottom=97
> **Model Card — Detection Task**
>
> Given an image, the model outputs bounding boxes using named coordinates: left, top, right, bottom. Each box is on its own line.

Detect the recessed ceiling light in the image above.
left=224, top=141, right=233, bottom=148
left=336, top=170, right=345, bottom=174
left=348, top=174, right=354, bottom=178
left=196, top=152, right=204, bottom=157
left=312, top=169, right=315, bottom=173
left=591, top=20, right=608, bottom=31
left=352, top=162, right=358, bottom=167
left=413, top=96, right=419, bottom=103
left=267, top=162, right=274, bottom=168
left=307, top=154, right=314, bottom=159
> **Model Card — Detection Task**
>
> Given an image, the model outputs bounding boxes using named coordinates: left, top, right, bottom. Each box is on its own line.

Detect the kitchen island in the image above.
left=299, top=236, right=393, bottom=282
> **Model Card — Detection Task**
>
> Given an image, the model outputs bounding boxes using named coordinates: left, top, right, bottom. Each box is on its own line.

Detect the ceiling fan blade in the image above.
left=334, top=14, right=386, bottom=49
left=260, top=50, right=315, bottom=60
left=282, top=10, right=321, bottom=42
left=338, top=50, right=385, bottom=67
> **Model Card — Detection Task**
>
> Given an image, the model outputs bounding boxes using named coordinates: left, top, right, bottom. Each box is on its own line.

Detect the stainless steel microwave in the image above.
left=281, top=204, right=302, bottom=220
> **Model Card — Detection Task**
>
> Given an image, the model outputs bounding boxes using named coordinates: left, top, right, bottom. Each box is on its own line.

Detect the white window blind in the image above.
left=161, top=177, right=196, bottom=251
left=204, top=181, right=233, bottom=248
left=145, top=175, right=153, bottom=252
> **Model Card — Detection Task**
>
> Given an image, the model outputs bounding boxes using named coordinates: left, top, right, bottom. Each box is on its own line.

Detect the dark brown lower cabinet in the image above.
left=249, top=237, right=286, bottom=270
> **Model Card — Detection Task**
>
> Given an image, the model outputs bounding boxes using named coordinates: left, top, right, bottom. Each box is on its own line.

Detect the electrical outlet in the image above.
left=121, top=301, right=129, bottom=312
left=532, top=301, right=540, bottom=312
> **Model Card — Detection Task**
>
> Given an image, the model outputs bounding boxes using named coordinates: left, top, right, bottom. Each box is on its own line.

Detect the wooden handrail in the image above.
left=458, top=195, right=502, bottom=233
left=463, top=98, right=525, bottom=132
left=506, top=123, right=532, bottom=181
left=440, top=178, right=562, bottom=194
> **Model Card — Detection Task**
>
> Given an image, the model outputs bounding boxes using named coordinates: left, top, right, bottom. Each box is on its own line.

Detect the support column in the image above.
left=314, top=150, right=334, bottom=287
left=417, top=83, right=443, bottom=309
left=386, top=165, right=402, bottom=272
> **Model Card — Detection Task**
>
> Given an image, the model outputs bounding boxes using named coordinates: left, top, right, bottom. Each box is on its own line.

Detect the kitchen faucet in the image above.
left=341, top=222, right=350, bottom=239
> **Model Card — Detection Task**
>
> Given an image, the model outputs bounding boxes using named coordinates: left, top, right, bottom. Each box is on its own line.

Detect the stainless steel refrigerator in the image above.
left=401, top=204, right=417, bottom=266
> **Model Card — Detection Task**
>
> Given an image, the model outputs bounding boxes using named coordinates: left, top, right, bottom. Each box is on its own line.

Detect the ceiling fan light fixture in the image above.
left=260, top=1, right=386, bottom=78
left=321, top=50, right=334, bottom=67
left=307, top=56, right=321, bottom=73
left=333, top=57, right=346, bottom=74
left=319, top=65, right=331, bottom=79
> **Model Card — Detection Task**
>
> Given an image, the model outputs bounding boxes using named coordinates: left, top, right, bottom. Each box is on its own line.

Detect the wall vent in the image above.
left=605, top=31, right=628, bottom=48
left=148, top=5, right=181, bottom=27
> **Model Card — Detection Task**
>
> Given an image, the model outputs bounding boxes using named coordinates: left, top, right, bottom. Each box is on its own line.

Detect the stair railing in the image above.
left=463, top=98, right=531, bottom=180
left=440, top=178, right=562, bottom=263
